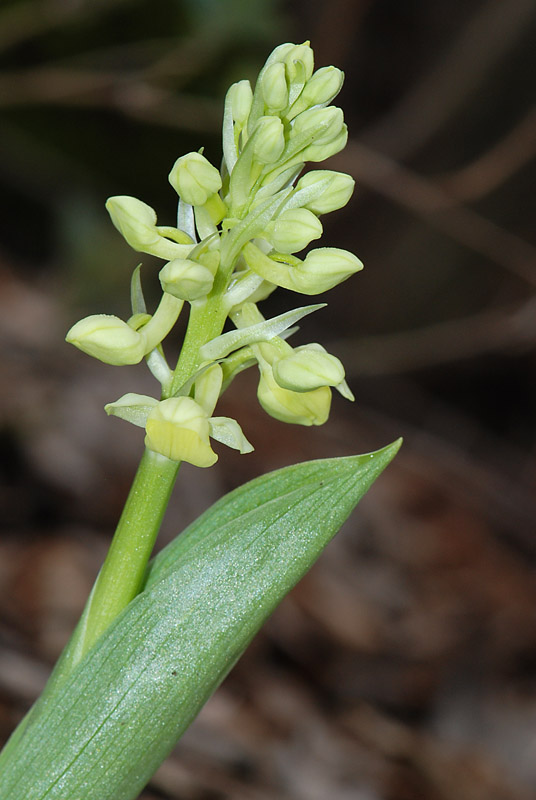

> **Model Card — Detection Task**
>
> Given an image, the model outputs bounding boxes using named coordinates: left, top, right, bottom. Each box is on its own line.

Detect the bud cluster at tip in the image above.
left=66, top=42, right=362, bottom=467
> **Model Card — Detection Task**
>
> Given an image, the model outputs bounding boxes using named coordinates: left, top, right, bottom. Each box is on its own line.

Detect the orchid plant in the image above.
left=0, top=42, right=400, bottom=800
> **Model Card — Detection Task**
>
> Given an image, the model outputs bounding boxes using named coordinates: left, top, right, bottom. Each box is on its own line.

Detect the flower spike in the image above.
left=67, top=41, right=362, bottom=465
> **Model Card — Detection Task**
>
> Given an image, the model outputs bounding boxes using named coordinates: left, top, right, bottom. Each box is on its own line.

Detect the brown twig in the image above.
left=360, top=0, right=536, bottom=160
left=328, top=298, right=536, bottom=376
left=0, top=67, right=221, bottom=133
left=0, top=0, right=132, bottom=55
left=332, top=140, right=536, bottom=287
left=439, top=108, right=536, bottom=201
left=310, top=0, right=374, bottom=67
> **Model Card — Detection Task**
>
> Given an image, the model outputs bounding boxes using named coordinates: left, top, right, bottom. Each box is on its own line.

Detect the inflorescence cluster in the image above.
left=66, top=42, right=363, bottom=467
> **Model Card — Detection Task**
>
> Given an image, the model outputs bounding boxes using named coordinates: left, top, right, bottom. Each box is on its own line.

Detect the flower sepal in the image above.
left=194, top=363, right=223, bottom=416
left=105, top=393, right=159, bottom=427
left=209, top=417, right=254, bottom=454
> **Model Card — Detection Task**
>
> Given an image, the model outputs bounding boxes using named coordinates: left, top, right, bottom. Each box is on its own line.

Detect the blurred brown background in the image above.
left=1, top=1, right=536, bottom=798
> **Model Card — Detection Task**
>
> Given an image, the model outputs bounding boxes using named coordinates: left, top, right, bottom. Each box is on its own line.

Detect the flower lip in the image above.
left=144, top=397, right=218, bottom=467
left=257, top=358, right=332, bottom=426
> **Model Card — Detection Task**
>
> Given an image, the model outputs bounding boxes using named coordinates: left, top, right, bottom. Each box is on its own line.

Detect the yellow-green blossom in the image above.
left=257, top=355, right=331, bottom=426
left=265, top=208, right=323, bottom=254
left=106, top=196, right=193, bottom=260
left=273, top=344, right=345, bottom=392
left=145, top=397, right=217, bottom=467
left=159, top=259, right=214, bottom=301
left=66, top=314, right=146, bottom=366
left=294, top=170, right=355, bottom=215
left=67, top=41, right=364, bottom=465
left=169, top=152, right=222, bottom=206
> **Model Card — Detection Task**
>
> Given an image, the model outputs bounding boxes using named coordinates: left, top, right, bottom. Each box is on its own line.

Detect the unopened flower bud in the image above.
left=169, top=152, right=222, bottom=206
left=288, top=67, right=344, bottom=118
left=262, top=42, right=295, bottom=68
left=257, top=361, right=331, bottom=426
left=252, top=116, right=285, bottom=164
left=160, top=258, right=214, bottom=301
left=145, top=396, right=217, bottom=467
left=295, top=170, right=354, bottom=215
left=227, top=79, right=253, bottom=125
left=267, top=208, right=322, bottom=254
left=66, top=314, right=146, bottom=366
left=106, top=195, right=155, bottom=245
left=106, top=196, right=191, bottom=260
left=261, top=42, right=314, bottom=81
left=283, top=43, right=314, bottom=84
left=292, top=106, right=345, bottom=147
left=297, top=247, right=363, bottom=293
left=261, top=62, right=288, bottom=111
left=301, top=125, right=348, bottom=163
left=273, top=345, right=345, bottom=392
left=241, top=241, right=362, bottom=296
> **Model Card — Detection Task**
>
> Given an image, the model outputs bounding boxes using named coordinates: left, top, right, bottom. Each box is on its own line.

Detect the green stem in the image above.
left=141, top=292, right=184, bottom=354
left=63, top=249, right=236, bottom=667
left=169, top=262, right=234, bottom=396
left=76, top=448, right=180, bottom=661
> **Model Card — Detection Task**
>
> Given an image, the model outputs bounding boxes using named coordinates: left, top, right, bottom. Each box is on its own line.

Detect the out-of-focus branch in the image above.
left=0, top=67, right=221, bottom=133
left=344, top=704, right=534, bottom=800
left=310, top=0, right=373, bottom=66
left=440, top=108, right=536, bottom=201
left=329, top=138, right=536, bottom=375
left=329, top=298, right=536, bottom=377
left=332, top=141, right=536, bottom=288
left=360, top=0, right=536, bottom=160
left=0, top=0, right=131, bottom=55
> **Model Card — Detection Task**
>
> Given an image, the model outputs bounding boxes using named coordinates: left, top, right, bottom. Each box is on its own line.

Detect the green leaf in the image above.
left=0, top=440, right=401, bottom=800
left=130, top=264, right=146, bottom=316
left=200, top=302, right=324, bottom=360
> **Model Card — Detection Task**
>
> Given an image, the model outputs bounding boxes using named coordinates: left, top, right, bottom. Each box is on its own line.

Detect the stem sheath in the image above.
left=77, top=448, right=180, bottom=660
